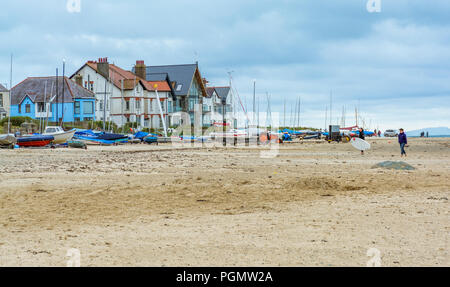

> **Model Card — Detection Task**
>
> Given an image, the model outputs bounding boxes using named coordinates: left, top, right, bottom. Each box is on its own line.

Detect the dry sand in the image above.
left=0, top=137, right=448, bottom=266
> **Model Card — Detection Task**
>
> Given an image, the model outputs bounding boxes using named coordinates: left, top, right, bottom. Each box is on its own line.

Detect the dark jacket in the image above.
left=359, top=130, right=365, bottom=140
left=398, top=133, right=408, bottom=144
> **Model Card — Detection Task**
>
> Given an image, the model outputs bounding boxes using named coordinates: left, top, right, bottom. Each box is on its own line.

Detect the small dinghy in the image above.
left=68, top=140, right=87, bottom=150
left=0, top=134, right=17, bottom=149
left=74, top=130, right=128, bottom=145
left=17, top=135, right=54, bottom=147
left=144, top=136, right=158, bottom=145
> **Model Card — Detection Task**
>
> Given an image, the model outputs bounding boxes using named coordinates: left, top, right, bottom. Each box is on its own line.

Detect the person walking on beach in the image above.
left=359, top=128, right=365, bottom=155
left=398, top=128, right=408, bottom=157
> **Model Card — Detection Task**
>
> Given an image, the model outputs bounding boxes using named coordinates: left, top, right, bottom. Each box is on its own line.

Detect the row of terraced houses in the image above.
left=3, top=58, right=234, bottom=129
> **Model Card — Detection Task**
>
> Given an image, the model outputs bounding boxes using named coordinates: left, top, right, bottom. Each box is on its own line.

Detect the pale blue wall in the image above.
left=10, top=96, right=96, bottom=122
left=73, top=99, right=95, bottom=121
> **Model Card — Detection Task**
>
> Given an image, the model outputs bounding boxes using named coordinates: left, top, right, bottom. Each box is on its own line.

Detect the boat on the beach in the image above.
left=43, top=126, right=76, bottom=144
left=73, top=130, right=128, bottom=145
left=68, top=140, right=87, bottom=150
left=0, top=134, right=17, bottom=149
left=17, top=135, right=54, bottom=147
left=144, top=136, right=158, bottom=144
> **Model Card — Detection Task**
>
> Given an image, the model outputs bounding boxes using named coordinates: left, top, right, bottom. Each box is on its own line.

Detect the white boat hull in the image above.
left=44, top=130, right=76, bottom=144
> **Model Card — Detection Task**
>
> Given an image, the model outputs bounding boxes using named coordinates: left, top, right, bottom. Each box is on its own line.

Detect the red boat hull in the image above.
left=17, top=140, right=52, bottom=147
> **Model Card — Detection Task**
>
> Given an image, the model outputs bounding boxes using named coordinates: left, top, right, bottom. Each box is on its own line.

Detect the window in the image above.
left=99, top=100, right=103, bottom=111
left=176, top=84, right=182, bottom=92
left=189, top=98, right=198, bottom=111
left=0, top=94, right=3, bottom=107
left=26, top=104, right=30, bottom=113
left=189, top=81, right=199, bottom=97
left=37, top=103, right=45, bottom=113
left=83, top=101, right=94, bottom=114
left=126, top=100, right=130, bottom=111
left=168, top=101, right=172, bottom=113
left=136, top=99, right=140, bottom=110
left=74, top=102, right=81, bottom=114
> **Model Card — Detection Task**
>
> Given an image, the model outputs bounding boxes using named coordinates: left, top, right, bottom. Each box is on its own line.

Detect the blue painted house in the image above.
left=10, top=76, right=96, bottom=123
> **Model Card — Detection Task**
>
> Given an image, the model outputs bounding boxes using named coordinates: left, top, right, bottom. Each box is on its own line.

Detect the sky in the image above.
left=1, top=0, right=449, bottom=130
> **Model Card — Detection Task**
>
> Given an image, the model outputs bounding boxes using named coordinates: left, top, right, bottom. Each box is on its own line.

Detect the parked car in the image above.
left=384, top=129, right=398, bottom=137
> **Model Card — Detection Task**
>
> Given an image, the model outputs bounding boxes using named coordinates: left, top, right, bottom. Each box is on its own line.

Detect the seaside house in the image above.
left=133, top=61, right=208, bottom=127
left=0, top=84, right=10, bottom=119
left=215, top=86, right=233, bottom=115
left=9, top=77, right=95, bottom=123
left=134, top=61, right=175, bottom=130
left=203, top=87, right=215, bottom=126
left=204, top=86, right=234, bottom=126
left=71, top=59, right=175, bottom=130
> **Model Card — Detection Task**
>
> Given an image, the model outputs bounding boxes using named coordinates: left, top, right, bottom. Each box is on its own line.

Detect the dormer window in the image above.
left=176, top=84, right=182, bottom=92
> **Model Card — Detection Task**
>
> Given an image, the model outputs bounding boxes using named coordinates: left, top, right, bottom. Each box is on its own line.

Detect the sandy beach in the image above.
left=0, top=137, right=448, bottom=267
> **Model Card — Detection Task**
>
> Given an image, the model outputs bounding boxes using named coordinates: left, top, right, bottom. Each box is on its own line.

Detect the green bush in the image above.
left=0, top=116, right=35, bottom=127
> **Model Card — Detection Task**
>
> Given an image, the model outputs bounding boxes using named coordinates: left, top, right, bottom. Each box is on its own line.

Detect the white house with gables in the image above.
left=71, top=58, right=175, bottom=130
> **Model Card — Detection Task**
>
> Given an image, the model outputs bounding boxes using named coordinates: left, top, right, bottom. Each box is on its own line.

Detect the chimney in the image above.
left=75, top=74, right=83, bottom=86
left=97, top=57, right=109, bottom=80
left=135, top=60, right=146, bottom=80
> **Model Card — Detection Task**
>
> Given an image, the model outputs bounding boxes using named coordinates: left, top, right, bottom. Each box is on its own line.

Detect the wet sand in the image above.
left=0, top=137, right=448, bottom=266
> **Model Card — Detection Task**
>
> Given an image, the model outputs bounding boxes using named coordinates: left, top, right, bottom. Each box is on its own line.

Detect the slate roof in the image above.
left=143, top=64, right=199, bottom=97
left=214, top=87, right=231, bottom=101
left=11, top=77, right=95, bottom=105
left=146, top=73, right=170, bottom=82
left=205, top=87, right=215, bottom=98
left=0, top=83, right=8, bottom=92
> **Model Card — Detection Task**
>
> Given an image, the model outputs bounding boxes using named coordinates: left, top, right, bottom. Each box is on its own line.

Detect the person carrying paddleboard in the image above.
left=398, top=128, right=408, bottom=157
left=359, top=128, right=365, bottom=155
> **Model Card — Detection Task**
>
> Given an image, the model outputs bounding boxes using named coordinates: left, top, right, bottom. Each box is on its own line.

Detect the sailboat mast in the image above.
left=293, top=97, right=298, bottom=129
left=103, top=73, right=107, bottom=131
left=56, top=68, right=59, bottom=124
left=40, top=81, right=47, bottom=133
left=61, top=60, right=65, bottom=127
left=253, top=80, right=256, bottom=126
left=289, top=100, right=293, bottom=128
left=8, top=54, right=13, bottom=134
left=45, top=81, right=53, bottom=128
left=329, top=90, right=332, bottom=128
left=121, top=79, right=124, bottom=133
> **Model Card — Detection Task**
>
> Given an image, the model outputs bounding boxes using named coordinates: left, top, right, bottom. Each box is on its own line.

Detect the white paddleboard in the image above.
left=351, top=137, right=371, bottom=151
